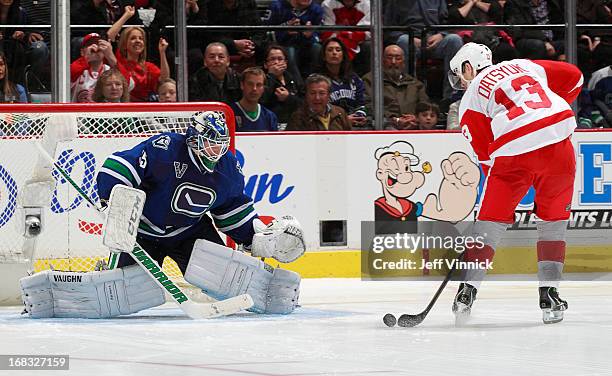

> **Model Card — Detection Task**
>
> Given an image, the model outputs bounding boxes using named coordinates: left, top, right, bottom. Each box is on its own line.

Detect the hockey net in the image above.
left=0, top=102, right=236, bottom=301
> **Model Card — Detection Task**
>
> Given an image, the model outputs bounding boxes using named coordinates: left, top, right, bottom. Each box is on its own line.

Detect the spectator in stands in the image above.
left=321, top=0, right=371, bottom=76
left=71, top=33, right=117, bottom=103
left=157, top=78, right=177, bottom=102
left=188, top=42, right=242, bottom=103
left=415, top=102, right=440, bottom=130
left=109, top=0, right=174, bottom=35
left=447, top=0, right=518, bottom=62
left=186, top=0, right=210, bottom=75
left=504, top=0, right=564, bottom=60
left=70, top=0, right=122, bottom=60
left=0, top=51, right=26, bottom=103
left=266, top=0, right=324, bottom=80
left=446, top=92, right=464, bottom=130
left=363, top=44, right=429, bottom=130
left=0, top=0, right=27, bottom=83
left=204, top=0, right=267, bottom=71
left=317, top=37, right=366, bottom=127
left=262, top=44, right=304, bottom=126
left=448, top=0, right=504, bottom=24
left=580, top=64, right=612, bottom=128
left=107, top=3, right=173, bottom=72
left=230, top=67, right=279, bottom=131
left=71, top=0, right=122, bottom=25
left=577, top=0, right=612, bottom=75
left=21, top=0, right=51, bottom=86
left=287, top=73, right=351, bottom=131
left=383, top=0, right=463, bottom=100
left=115, top=26, right=170, bottom=102
left=92, top=68, right=129, bottom=102
left=107, top=5, right=136, bottom=42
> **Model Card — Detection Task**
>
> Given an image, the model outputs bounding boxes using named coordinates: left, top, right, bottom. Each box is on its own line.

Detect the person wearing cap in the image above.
left=70, top=33, right=117, bottom=103
left=373, top=141, right=479, bottom=234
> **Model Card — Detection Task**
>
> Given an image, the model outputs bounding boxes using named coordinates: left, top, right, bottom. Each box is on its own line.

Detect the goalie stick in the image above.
left=383, top=253, right=464, bottom=328
left=34, top=142, right=254, bottom=319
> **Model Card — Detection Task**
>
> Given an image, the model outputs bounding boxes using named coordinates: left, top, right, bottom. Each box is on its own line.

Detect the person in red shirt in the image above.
left=321, top=0, right=371, bottom=75
left=70, top=33, right=117, bottom=102
left=115, top=26, right=169, bottom=102
left=448, top=43, right=583, bottom=325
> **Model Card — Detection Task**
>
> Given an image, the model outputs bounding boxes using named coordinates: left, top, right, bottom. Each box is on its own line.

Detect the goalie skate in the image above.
left=540, top=287, right=567, bottom=324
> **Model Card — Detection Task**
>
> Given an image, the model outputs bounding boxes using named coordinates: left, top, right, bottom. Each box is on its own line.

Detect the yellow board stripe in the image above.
left=33, top=246, right=612, bottom=278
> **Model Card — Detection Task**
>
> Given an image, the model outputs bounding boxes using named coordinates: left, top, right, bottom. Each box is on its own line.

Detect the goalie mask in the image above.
left=448, top=43, right=492, bottom=90
left=186, top=111, right=230, bottom=172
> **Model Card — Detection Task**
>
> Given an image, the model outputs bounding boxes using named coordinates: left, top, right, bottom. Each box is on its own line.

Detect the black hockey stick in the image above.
left=383, top=252, right=464, bottom=328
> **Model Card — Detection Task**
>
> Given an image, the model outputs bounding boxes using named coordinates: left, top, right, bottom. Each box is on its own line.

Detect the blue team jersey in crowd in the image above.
left=329, top=73, right=365, bottom=113
left=230, top=102, right=279, bottom=132
left=96, top=132, right=257, bottom=245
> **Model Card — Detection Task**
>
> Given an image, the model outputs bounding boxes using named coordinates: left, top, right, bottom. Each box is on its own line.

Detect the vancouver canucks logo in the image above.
left=152, top=135, right=171, bottom=150
left=171, top=182, right=216, bottom=217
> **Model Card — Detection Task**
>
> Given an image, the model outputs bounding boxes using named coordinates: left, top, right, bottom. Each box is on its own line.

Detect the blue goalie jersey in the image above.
left=96, top=132, right=257, bottom=245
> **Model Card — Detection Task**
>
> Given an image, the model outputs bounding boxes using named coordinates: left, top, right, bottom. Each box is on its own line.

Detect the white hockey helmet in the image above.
left=186, top=111, right=230, bottom=172
left=448, top=43, right=493, bottom=89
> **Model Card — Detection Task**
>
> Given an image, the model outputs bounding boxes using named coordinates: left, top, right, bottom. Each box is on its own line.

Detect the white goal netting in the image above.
left=0, top=102, right=235, bottom=283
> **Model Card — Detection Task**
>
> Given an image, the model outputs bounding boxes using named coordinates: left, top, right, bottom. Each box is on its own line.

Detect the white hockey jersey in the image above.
left=70, top=56, right=110, bottom=103
left=458, top=59, right=583, bottom=166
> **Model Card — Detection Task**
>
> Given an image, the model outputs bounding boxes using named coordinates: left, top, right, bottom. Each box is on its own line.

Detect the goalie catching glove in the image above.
left=250, top=216, right=305, bottom=263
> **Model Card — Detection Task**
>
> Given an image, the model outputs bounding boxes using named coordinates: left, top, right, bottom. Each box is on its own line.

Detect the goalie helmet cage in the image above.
left=0, top=102, right=236, bottom=285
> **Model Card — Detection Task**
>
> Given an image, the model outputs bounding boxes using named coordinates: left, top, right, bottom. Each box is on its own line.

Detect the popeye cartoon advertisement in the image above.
left=374, top=141, right=480, bottom=234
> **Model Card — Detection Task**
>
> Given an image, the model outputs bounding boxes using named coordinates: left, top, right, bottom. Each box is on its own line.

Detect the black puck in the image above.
left=383, top=313, right=397, bottom=327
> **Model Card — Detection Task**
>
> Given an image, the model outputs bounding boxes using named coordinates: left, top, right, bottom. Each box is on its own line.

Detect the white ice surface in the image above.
left=1, top=278, right=612, bottom=376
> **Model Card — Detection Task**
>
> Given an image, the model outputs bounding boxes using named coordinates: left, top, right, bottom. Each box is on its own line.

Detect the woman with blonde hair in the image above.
left=91, top=68, right=137, bottom=134
left=115, top=26, right=170, bottom=102
left=92, top=68, right=129, bottom=103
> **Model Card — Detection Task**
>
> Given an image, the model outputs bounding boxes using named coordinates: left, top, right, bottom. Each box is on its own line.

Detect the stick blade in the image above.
left=397, top=314, right=425, bottom=327
left=182, top=294, right=254, bottom=319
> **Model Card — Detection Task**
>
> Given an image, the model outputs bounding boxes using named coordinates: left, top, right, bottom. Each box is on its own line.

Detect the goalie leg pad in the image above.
left=185, top=239, right=300, bottom=314
left=265, top=268, right=300, bottom=314
left=20, top=264, right=165, bottom=318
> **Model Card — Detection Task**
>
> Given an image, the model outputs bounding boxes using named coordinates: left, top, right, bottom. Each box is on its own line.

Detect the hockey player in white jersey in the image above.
left=448, top=43, right=583, bottom=324
left=20, top=111, right=305, bottom=319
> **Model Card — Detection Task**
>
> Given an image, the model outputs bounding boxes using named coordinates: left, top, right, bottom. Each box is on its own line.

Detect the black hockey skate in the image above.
left=452, top=283, right=477, bottom=326
left=539, top=287, right=567, bottom=324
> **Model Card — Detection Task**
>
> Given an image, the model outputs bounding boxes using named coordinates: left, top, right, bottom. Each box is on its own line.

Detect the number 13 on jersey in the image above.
left=494, top=75, right=553, bottom=120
